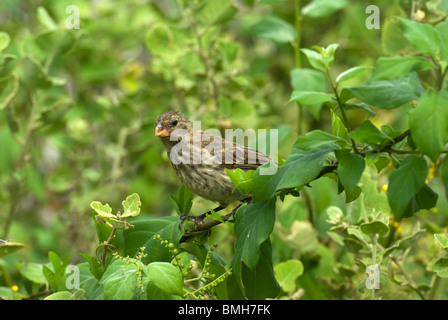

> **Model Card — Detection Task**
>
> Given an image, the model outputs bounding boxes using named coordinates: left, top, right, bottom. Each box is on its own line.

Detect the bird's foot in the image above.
left=179, top=212, right=208, bottom=230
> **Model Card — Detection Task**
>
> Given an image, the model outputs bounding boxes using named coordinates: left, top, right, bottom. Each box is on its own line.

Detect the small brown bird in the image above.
left=154, top=110, right=273, bottom=226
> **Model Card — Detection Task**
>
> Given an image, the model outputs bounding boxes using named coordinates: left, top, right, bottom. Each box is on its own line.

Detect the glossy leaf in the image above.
left=121, top=193, right=142, bottom=218
left=252, top=131, right=343, bottom=201
left=338, top=154, right=365, bottom=193
left=302, top=0, right=348, bottom=18
left=346, top=72, right=424, bottom=109
left=371, top=56, right=434, bottom=81
left=123, top=216, right=183, bottom=264
left=398, top=17, right=441, bottom=56
left=144, top=262, right=183, bottom=296
left=274, top=259, right=304, bottom=292
left=249, top=16, right=296, bottom=43
left=409, top=89, right=448, bottom=162
left=350, top=120, right=393, bottom=149
left=387, top=155, right=428, bottom=219
left=90, top=201, right=114, bottom=218
left=289, top=91, right=333, bottom=105
left=336, top=66, right=371, bottom=84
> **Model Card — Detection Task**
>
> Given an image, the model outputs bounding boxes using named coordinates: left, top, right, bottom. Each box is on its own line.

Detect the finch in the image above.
left=154, top=110, right=273, bottom=224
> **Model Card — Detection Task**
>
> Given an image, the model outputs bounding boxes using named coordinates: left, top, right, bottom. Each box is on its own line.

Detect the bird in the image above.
left=154, top=110, right=274, bottom=228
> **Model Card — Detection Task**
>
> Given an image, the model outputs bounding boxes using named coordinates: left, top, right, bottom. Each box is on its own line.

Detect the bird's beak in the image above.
left=154, top=122, right=170, bottom=137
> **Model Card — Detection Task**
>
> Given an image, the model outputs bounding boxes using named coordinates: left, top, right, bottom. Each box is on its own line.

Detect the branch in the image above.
left=179, top=129, right=413, bottom=238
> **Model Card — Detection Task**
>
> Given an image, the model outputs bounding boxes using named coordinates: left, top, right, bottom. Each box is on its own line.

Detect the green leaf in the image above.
left=194, top=0, right=237, bottom=27
left=274, top=259, right=304, bottom=292
left=350, top=120, right=393, bottom=149
left=290, top=68, right=327, bottom=119
left=144, top=262, right=183, bottom=296
left=290, top=68, right=326, bottom=92
left=37, top=6, right=58, bottom=31
left=360, top=221, right=390, bottom=236
left=381, top=18, right=410, bottom=56
left=436, top=20, right=448, bottom=61
left=44, top=291, right=72, bottom=300
left=398, top=17, right=441, bottom=56
left=123, top=216, right=183, bottom=264
left=293, top=129, right=348, bottom=150
left=20, top=263, right=47, bottom=285
left=0, top=241, right=24, bottom=257
left=302, top=0, right=348, bottom=18
left=101, top=261, right=138, bottom=300
left=234, top=199, right=276, bottom=269
left=331, top=110, right=348, bottom=140
left=338, top=154, right=365, bottom=193
left=345, top=103, right=376, bottom=118
left=300, top=48, right=327, bottom=72
left=289, top=91, right=334, bottom=105
left=387, top=155, right=428, bottom=219
left=249, top=16, right=296, bottom=44
left=80, top=253, right=106, bottom=281
left=443, top=158, right=448, bottom=199
left=346, top=72, right=424, bottom=109
left=76, top=263, right=102, bottom=299
left=371, top=56, right=434, bottom=81
left=336, top=66, right=371, bottom=84
left=225, top=168, right=254, bottom=195
left=0, top=32, right=11, bottom=52
left=252, top=131, right=342, bottom=201
left=90, top=201, right=115, bottom=218
left=344, top=185, right=362, bottom=203
left=398, top=184, right=438, bottom=219
left=48, top=251, right=62, bottom=272
left=238, top=239, right=280, bottom=299
left=434, top=234, right=448, bottom=249
left=433, top=257, right=448, bottom=278
left=301, top=44, right=339, bottom=72
left=169, top=185, right=193, bottom=215
left=121, top=193, right=141, bottom=218
left=209, top=208, right=225, bottom=223
left=146, top=281, right=174, bottom=300
left=409, top=89, right=448, bottom=162
left=145, top=24, right=173, bottom=57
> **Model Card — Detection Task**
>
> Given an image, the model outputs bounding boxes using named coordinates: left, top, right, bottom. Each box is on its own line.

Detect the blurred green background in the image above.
left=0, top=0, right=446, bottom=285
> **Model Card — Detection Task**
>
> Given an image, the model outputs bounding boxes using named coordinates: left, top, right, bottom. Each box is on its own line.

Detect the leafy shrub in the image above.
left=0, top=0, right=448, bottom=300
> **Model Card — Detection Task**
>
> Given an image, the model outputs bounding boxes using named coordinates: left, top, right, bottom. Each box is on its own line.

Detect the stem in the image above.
left=101, top=226, right=116, bottom=265
left=428, top=275, right=441, bottom=300
left=293, top=0, right=304, bottom=136
left=293, top=0, right=301, bottom=69
left=326, top=69, right=359, bottom=154
left=370, top=234, right=378, bottom=300
left=23, top=290, right=53, bottom=300
left=390, top=256, right=426, bottom=300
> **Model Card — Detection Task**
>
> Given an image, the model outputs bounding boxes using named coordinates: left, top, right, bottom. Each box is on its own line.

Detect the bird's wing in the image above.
left=198, top=130, right=273, bottom=171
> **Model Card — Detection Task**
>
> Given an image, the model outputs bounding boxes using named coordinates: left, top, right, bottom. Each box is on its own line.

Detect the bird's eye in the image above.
left=171, top=120, right=178, bottom=126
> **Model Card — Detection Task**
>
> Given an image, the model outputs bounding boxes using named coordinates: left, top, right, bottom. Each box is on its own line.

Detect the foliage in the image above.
left=1, top=0, right=448, bottom=300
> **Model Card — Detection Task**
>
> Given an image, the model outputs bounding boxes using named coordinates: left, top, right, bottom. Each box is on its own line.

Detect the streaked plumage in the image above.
left=155, top=111, right=272, bottom=207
